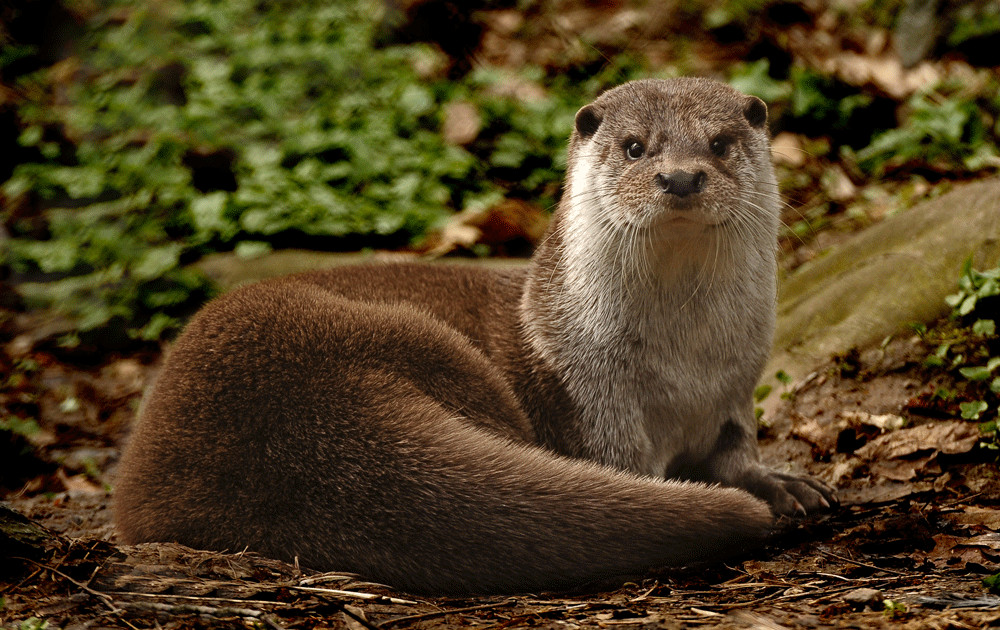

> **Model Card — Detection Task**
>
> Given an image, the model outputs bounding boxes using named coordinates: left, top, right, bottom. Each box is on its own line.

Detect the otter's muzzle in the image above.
left=655, top=170, right=706, bottom=198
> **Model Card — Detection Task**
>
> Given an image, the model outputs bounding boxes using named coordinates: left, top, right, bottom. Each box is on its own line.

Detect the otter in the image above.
left=115, top=78, right=834, bottom=595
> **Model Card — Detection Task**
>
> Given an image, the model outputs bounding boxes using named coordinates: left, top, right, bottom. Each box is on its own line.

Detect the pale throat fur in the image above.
left=520, top=79, right=781, bottom=479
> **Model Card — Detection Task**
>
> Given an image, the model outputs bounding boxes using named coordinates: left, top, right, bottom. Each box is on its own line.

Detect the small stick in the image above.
left=819, top=550, right=913, bottom=577
left=940, top=491, right=984, bottom=508
left=342, top=604, right=381, bottom=630
left=630, top=582, right=659, bottom=602
left=0, top=567, right=43, bottom=597
left=689, top=607, right=724, bottom=617
left=119, top=600, right=266, bottom=618
left=17, top=557, right=121, bottom=614
left=810, top=572, right=850, bottom=582
left=291, top=585, right=418, bottom=605
left=377, top=598, right=517, bottom=629
left=299, top=572, right=361, bottom=586
left=105, top=591, right=292, bottom=607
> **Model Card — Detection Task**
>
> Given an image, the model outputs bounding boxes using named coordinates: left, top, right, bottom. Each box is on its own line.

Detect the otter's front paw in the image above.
left=748, top=470, right=837, bottom=516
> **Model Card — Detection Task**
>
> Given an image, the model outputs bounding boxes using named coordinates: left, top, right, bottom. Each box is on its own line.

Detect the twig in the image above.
left=940, top=492, right=984, bottom=508
left=812, top=572, right=850, bottom=582
left=260, top=613, right=289, bottom=630
left=0, top=567, right=43, bottom=597
left=377, top=598, right=517, bottom=628
left=629, top=581, right=660, bottom=602
left=118, top=600, right=267, bottom=618
left=105, top=590, right=293, bottom=607
left=298, top=572, right=362, bottom=586
left=718, top=582, right=789, bottom=590
left=291, top=585, right=418, bottom=605
left=695, top=588, right=787, bottom=610
left=17, top=557, right=121, bottom=614
left=342, top=604, right=381, bottom=630
left=819, top=550, right=913, bottom=577
left=689, top=607, right=724, bottom=617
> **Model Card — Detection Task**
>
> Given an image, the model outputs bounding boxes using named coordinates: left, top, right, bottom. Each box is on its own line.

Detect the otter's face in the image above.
left=566, top=78, right=778, bottom=239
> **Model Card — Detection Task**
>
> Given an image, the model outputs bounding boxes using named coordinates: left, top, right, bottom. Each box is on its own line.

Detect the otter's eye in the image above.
left=625, top=141, right=644, bottom=160
left=710, top=136, right=731, bottom=157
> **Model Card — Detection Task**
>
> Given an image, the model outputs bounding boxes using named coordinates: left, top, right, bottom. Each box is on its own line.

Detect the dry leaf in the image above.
left=822, top=165, right=857, bottom=203
left=771, top=133, right=806, bottom=168
left=792, top=417, right=837, bottom=454
left=841, top=411, right=906, bottom=432
left=945, top=507, right=1000, bottom=531
left=441, top=101, right=481, bottom=146
left=854, top=421, right=979, bottom=461
left=56, top=469, right=103, bottom=495
left=961, top=533, right=1000, bottom=550
left=425, top=199, right=548, bottom=257
left=869, top=454, right=936, bottom=481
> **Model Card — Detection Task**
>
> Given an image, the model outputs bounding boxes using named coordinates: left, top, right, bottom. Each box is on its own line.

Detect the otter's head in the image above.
left=563, top=78, right=778, bottom=248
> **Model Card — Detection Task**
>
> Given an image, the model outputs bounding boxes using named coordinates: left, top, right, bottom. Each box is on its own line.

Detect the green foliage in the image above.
left=856, top=89, right=1000, bottom=175
left=701, top=0, right=776, bottom=30
left=947, top=3, right=1000, bottom=46
left=729, top=58, right=999, bottom=178
left=753, top=384, right=772, bottom=402
left=983, top=571, right=1000, bottom=593
left=788, top=67, right=875, bottom=133
left=2, top=0, right=600, bottom=339
left=922, top=259, right=1000, bottom=432
left=0, top=416, right=41, bottom=440
left=728, top=59, right=791, bottom=104
left=946, top=259, right=1000, bottom=316
left=882, top=599, right=907, bottom=619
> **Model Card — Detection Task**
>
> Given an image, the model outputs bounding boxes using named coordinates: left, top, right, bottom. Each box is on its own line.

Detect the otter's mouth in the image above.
left=654, top=211, right=732, bottom=229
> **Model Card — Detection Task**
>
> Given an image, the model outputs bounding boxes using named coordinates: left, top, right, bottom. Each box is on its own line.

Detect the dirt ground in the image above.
left=3, top=319, right=1000, bottom=629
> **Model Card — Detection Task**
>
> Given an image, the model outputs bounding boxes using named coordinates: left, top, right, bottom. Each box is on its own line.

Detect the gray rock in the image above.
left=762, top=178, right=1000, bottom=416
left=843, top=587, right=884, bottom=609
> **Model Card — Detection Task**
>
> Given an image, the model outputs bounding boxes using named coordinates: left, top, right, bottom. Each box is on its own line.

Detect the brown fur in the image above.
left=115, top=78, right=832, bottom=595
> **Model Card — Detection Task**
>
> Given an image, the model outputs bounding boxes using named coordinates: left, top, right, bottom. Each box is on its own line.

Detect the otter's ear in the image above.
left=575, top=104, right=603, bottom=139
left=743, top=96, right=768, bottom=129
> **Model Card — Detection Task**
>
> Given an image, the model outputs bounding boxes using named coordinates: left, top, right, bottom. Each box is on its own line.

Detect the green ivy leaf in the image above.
left=132, top=245, right=182, bottom=280
left=959, top=294, right=979, bottom=316
left=753, top=384, right=773, bottom=402
left=960, top=400, right=989, bottom=420
left=959, top=366, right=993, bottom=381
left=973, top=319, right=997, bottom=336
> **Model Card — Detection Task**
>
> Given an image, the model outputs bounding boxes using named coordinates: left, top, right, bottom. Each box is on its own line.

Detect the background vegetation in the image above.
left=1, top=0, right=999, bottom=340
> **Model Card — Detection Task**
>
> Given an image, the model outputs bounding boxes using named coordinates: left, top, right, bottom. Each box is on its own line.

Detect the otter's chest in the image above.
left=622, top=288, right=772, bottom=474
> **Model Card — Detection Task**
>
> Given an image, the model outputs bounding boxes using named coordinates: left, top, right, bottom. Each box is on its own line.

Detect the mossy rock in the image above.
left=763, top=177, right=1000, bottom=411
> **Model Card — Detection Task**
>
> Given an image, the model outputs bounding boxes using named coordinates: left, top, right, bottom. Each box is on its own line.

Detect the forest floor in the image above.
left=3, top=317, right=1000, bottom=629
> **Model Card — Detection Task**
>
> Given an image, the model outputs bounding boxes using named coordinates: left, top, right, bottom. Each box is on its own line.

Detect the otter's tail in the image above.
left=118, top=388, right=772, bottom=594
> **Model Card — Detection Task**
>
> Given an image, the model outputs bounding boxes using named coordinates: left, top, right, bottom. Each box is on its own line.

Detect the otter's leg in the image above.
left=699, top=414, right=836, bottom=516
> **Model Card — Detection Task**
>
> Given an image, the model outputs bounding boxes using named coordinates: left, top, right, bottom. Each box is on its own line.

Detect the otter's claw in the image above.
left=740, top=469, right=837, bottom=517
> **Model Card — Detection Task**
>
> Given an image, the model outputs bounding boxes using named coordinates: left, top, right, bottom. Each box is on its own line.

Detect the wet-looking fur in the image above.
left=115, top=78, right=834, bottom=596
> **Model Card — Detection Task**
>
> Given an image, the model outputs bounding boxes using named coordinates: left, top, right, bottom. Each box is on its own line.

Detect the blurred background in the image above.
left=0, top=0, right=998, bottom=344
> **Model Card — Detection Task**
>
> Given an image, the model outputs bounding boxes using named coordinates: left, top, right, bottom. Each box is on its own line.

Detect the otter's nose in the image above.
left=655, top=170, right=706, bottom=197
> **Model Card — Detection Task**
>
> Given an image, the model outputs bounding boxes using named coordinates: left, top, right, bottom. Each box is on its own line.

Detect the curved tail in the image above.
left=117, top=387, right=772, bottom=594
